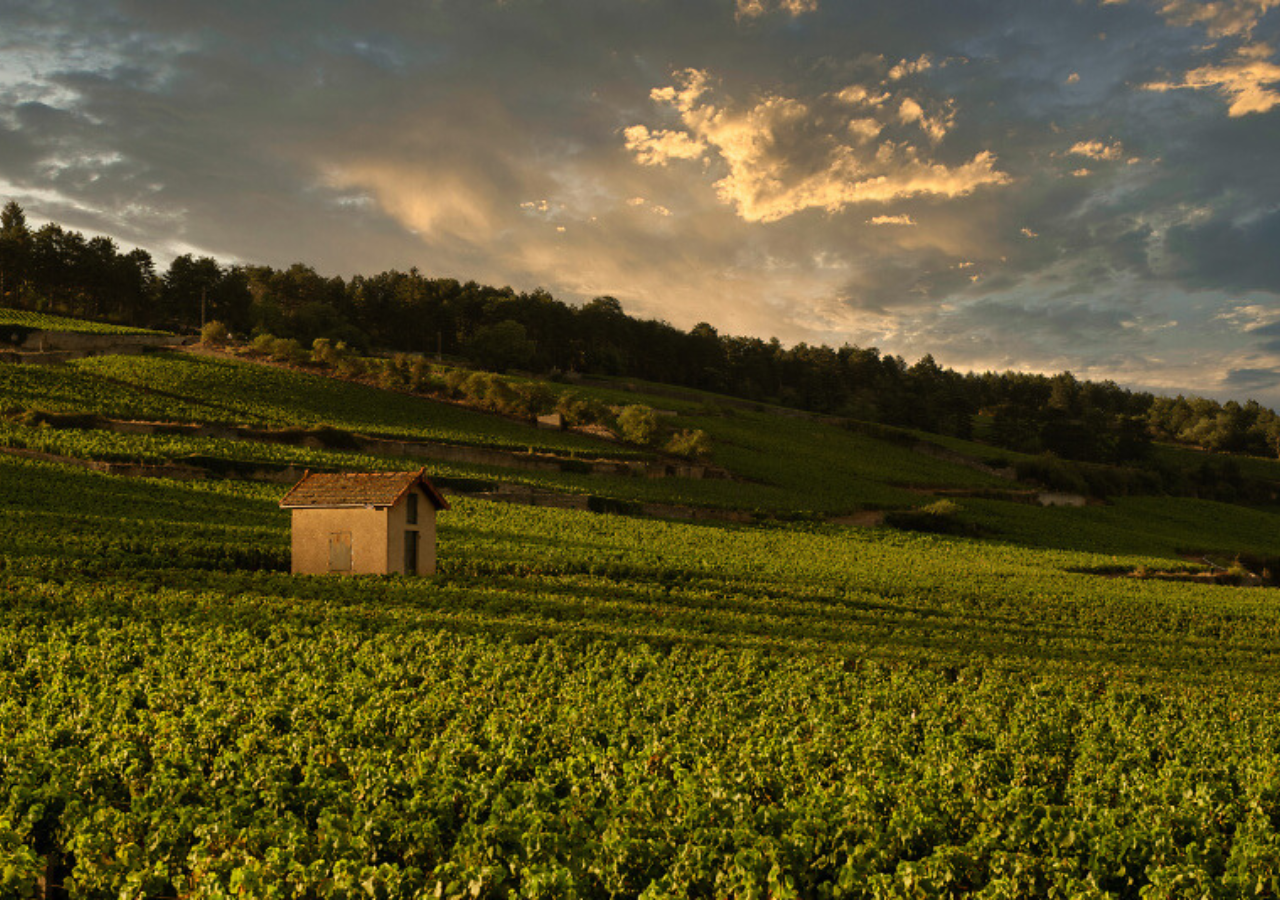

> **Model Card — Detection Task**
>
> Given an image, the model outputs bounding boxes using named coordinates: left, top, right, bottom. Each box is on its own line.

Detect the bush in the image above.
left=269, top=338, right=307, bottom=365
left=463, top=372, right=520, bottom=414
left=335, top=356, right=365, bottom=379
left=664, top=428, right=713, bottom=460
left=312, top=337, right=341, bottom=368
left=512, top=382, right=556, bottom=418
left=617, top=405, right=661, bottom=447
left=885, top=500, right=971, bottom=535
left=377, top=358, right=409, bottom=391
left=408, top=356, right=439, bottom=393
left=443, top=369, right=471, bottom=398
left=247, top=333, right=277, bottom=357
left=557, top=392, right=609, bottom=427
left=200, top=320, right=229, bottom=347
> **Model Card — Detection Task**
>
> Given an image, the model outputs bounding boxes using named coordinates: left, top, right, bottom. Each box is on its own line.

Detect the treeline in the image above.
left=3, top=199, right=1279, bottom=462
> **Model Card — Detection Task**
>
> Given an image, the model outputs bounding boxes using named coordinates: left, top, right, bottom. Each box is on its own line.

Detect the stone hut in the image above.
left=279, top=468, right=450, bottom=575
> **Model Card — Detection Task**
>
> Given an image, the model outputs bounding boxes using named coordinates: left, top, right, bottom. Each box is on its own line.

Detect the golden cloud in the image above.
left=898, top=97, right=953, bottom=143
left=623, top=125, right=707, bottom=165
left=869, top=214, right=917, bottom=225
left=1157, top=0, right=1279, bottom=39
left=834, top=84, right=892, bottom=107
left=322, top=161, right=499, bottom=241
left=1145, top=42, right=1280, bottom=116
left=1068, top=139, right=1125, bottom=160
left=626, top=69, right=1010, bottom=223
left=735, top=0, right=818, bottom=19
left=888, top=55, right=933, bottom=81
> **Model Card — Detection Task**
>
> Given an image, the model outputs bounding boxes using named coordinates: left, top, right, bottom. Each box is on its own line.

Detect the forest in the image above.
left=3, top=199, right=1279, bottom=464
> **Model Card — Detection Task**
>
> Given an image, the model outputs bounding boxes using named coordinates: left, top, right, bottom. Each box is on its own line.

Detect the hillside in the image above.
left=4, top=336, right=1280, bottom=895
left=4, top=337, right=1280, bottom=560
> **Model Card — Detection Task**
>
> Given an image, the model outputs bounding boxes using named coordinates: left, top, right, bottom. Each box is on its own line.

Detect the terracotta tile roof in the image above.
left=279, top=468, right=450, bottom=510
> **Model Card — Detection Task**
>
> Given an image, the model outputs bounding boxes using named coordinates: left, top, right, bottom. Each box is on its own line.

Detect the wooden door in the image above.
left=329, top=531, right=352, bottom=572
left=404, top=529, right=419, bottom=575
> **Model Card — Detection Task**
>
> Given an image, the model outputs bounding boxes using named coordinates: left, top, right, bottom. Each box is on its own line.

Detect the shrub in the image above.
left=443, top=369, right=471, bottom=398
left=200, top=320, right=229, bottom=347
left=556, top=392, right=609, bottom=427
left=312, top=337, right=341, bottom=368
left=463, top=372, right=519, bottom=414
left=408, top=357, right=439, bottom=393
left=269, top=338, right=307, bottom=365
left=884, top=499, right=969, bottom=535
left=617, top=405, right=661, bottom=447
left=377, top=358, right=409, bottom=391
left=335, top=356, right=365, bottom=379
left=247, top=333, right=276, bottom=357
left=512, top=382, right=556, bottom=418
left=665, top=428, right=713, bottom=460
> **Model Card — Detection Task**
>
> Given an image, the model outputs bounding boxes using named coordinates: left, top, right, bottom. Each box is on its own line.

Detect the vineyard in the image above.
left=0, top=354, right=633, bottom=457
left=5, top=447, right=1280, bottom=896
left=5, top=339, right=1280, bottom=896
left=0, top=309, right=167, bottom=336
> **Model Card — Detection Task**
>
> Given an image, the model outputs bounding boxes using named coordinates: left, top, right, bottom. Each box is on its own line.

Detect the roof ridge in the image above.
left=279, top=468, right=450, bottom=510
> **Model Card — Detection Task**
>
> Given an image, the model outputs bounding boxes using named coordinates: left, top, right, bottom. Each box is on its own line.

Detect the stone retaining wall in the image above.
left=16, top=331, right=187, bottom=352
left=82, top=417, right=732, bottom=480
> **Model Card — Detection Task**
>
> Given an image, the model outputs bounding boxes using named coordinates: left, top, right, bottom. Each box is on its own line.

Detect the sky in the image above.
left=2, top=1, right=1280, bottom=405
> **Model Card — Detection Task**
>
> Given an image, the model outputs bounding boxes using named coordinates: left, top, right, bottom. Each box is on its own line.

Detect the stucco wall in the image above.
left=386, top=485, right=439, bottom=575
left=291, top=506, right=388, bottom=575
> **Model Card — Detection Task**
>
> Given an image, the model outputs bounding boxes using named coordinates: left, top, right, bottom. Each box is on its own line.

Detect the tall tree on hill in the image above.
left=163, top=255, right=224, bottom=329
left=0, top=200, right=30, bottom=305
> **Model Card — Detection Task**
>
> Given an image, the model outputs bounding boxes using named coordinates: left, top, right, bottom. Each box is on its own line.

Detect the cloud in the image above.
left=323, top=159, right=502, bottom=243
left=898, top=97, right=953, bottom=142
left=1216, top=303, right=1280, bottom=331
left=735, top=0, right=818, bottom=20
left=626, top=68, right=1010, bottom=223
left=1068, top=139, right=1125, bottom=160
left=888, top=55, right=932, bottom=81
left=1145, top=42, right=1280, bottom=115
left=868, top=214, right=916, bottom=225
left=623, top=125, right=707, bottom=166
left=847, top=117, right=884, bottom=143
left=1156, top=0, right=1280, bottom=39
left=626, top=196, right=671, bottom=216
left=833, top=85, right=891, bottom=107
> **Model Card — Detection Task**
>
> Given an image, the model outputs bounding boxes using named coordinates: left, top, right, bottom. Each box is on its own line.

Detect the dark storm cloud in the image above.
left=2, top=0, right=1280, bottom=402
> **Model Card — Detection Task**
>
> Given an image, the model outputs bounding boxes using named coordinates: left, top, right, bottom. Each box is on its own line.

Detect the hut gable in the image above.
left=280, top=469, right=448, bottom=576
